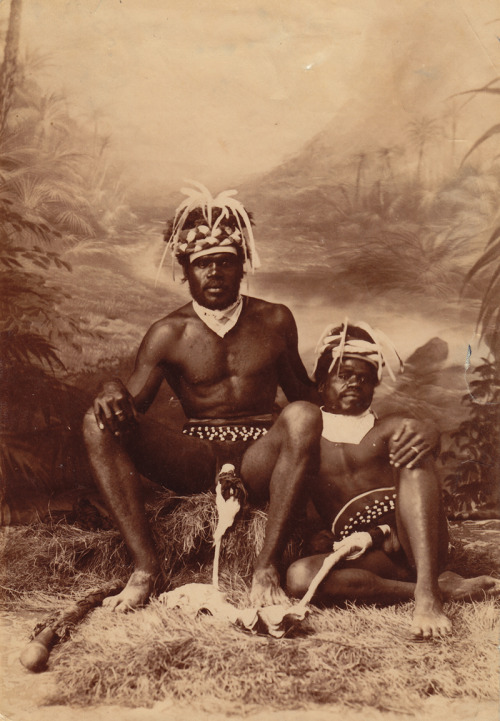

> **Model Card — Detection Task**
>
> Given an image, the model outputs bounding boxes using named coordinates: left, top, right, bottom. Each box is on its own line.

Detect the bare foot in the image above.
left=439, top=571, right=500, bottom=601
left=411, top=594, right=452, bottom=639
left=102, top=570, right=155, bottom=612
left=250, top=566, right=289, bottom=607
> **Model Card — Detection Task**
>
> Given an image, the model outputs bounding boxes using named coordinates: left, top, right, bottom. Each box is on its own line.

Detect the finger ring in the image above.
left=116, top=411, right=125, bottom=418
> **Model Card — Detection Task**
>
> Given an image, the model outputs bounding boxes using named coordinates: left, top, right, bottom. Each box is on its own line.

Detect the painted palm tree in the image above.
left=16, top=91, right=71, bottom=148
left=406, top=115, right=442, bottom=184
left=377, top=145, right=401, bottom=187
left=0, top=0, right=22, bottom=133
left=0, top=3, right=104, bottom=520
left=457, top=77, right=500, bottom=169
left=465, top=226, right=500, bottom=360
left=457, top=77, right=500, bottom=360
left=442, top=98, right=462, bottom=172
left=353, top=150, right=367, bottom=207
left=446, top=72, right=500, bottom=515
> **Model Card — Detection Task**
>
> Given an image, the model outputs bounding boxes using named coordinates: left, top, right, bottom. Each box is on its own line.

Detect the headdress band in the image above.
left=156, top=181, right=260, bottom=283
left=189, top=246, right=238, bottom=263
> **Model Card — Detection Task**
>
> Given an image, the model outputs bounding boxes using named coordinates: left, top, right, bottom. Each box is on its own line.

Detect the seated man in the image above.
left=286, top=322, right=500, bottom=638
left=83, top=183, right=322, bottom=611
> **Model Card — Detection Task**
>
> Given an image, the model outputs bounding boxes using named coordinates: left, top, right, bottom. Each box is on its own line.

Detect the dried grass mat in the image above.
left=1, top=496, right=499, bottom=715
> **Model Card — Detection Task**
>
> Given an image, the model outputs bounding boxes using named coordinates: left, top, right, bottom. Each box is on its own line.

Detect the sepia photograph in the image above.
left=1, top=1, right=499, bottom=720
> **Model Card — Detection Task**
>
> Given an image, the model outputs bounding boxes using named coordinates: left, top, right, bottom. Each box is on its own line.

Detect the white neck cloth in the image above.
left=321, top=407, right=376, bottom=444
left=192, top=296, right=243, bottom=338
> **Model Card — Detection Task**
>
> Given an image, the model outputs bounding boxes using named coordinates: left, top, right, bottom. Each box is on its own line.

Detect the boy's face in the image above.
left=320, top=358, right=377, bottom=415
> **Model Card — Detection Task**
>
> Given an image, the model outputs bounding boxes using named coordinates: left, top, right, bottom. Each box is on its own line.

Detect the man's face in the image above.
left=186, top=252, right=243, bottom=310
left=320, top=358, right=377, bottom=415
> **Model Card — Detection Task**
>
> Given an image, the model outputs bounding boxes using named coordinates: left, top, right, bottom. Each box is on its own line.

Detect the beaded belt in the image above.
left=331, top=486, right=397, bottom=540
left=182, top=422, right=271, bottom=442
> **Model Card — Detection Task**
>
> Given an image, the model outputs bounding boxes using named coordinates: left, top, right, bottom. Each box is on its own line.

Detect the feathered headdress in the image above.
left=156, top=182, right=260, bottom=282
left=312, top=319, right=404, bottom=383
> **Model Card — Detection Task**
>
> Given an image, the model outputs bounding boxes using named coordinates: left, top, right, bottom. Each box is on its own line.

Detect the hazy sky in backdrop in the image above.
left=3, top=0, right=500, bottom=199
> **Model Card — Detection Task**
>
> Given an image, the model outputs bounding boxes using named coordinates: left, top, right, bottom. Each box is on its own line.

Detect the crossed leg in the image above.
left=287, top=461, right=499, bottom=638
left=287, top=548, right=418, bottom=603
left=287, top=551, right=500, bottom=620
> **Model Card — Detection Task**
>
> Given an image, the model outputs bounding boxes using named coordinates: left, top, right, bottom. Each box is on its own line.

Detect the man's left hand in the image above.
left=389, top=418, right=440, bottom=469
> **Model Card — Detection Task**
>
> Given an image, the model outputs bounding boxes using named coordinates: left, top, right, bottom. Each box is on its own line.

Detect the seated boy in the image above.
left=286, top=322, right=500, bottom=638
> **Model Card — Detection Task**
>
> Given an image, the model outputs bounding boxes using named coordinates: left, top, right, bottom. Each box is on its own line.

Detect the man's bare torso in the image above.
left=311, top=417, right=400, bottom=526
left=144, top=296, right=291, bottom=420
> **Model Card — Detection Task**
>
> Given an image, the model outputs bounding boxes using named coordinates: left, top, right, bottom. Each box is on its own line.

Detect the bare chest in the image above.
left=167, top=320, right=284, bottom=386
left=318, top=433, right=393, bottom=493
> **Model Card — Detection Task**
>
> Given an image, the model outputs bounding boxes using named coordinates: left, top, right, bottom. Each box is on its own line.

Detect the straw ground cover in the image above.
left=1, top=496, right=498, bottom=715
left=0, top=492, right=301, bottom=610
left=50, top=598, right=498, bottom=715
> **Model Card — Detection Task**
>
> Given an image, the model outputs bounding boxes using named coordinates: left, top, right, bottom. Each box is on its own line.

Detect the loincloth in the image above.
left=182, top=418, right=273, bottom=475
left=182, top=420, right=271, bottom=443
left=331, top=486, right=397, bottom=541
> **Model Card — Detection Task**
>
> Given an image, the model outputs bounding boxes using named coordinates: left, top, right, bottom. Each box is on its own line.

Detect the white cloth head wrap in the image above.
left=312, top=319, right=404, bottom=382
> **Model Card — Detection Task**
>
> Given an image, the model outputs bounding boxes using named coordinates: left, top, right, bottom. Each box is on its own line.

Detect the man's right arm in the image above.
left=92, top=322, right=172, bottom=433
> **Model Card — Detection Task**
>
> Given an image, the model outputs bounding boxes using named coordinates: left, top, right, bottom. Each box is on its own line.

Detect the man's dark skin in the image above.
left=84, top=251, right=435, bottom=612
left=84, top=251, right=323, bottom=610
left=286, top=357, right=500, bottom=637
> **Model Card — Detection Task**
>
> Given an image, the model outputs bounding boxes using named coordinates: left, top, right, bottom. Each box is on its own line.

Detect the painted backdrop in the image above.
left=1, top=0, right=499, bottom=521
